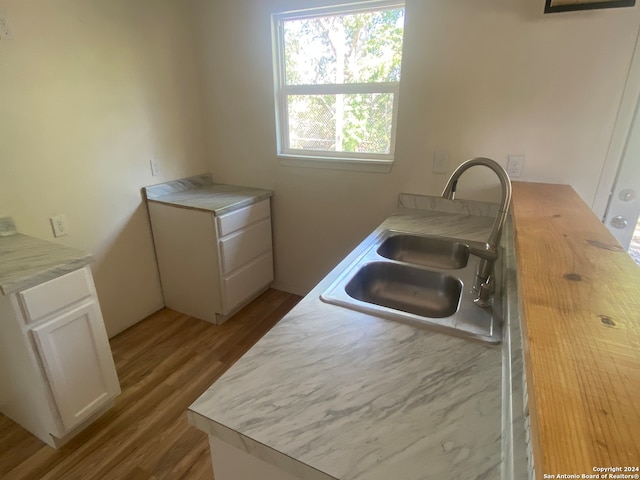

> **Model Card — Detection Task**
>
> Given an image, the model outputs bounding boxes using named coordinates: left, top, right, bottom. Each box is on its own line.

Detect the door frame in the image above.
left=593, top=26, right=640, bottom=218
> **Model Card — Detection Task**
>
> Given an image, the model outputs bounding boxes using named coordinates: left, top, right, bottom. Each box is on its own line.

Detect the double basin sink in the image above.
left=320, top=230, right=503, bottom=344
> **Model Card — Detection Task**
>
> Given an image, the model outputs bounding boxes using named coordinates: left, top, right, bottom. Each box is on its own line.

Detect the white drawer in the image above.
left=223, top=253, right=274, bottom=313
left=219, top=219, right=272, bottom=274
left=216, top=199, right=270, bottom=238
left=19, top=268, right=93, bottom=323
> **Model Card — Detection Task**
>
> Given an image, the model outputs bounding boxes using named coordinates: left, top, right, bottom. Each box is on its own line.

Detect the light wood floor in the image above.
left=0, top=289, right=301, bottom=480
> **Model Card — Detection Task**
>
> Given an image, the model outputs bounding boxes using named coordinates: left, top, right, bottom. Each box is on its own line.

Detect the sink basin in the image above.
left=345, top=262, right=461, bottom=318
left=376, top=234, right=469, bottom=269
left=320, top=230, right=503, bottom=344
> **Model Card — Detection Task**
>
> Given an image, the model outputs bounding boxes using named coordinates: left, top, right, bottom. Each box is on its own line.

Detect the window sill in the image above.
left=277, top=154, right=393, bottom=173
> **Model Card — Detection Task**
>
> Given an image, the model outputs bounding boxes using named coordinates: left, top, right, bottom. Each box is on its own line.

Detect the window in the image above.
left=272, top=1, right=405, bottom=171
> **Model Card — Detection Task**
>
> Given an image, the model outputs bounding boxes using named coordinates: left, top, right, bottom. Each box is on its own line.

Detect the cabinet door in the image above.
left=31, top=301, right=121, bottom=432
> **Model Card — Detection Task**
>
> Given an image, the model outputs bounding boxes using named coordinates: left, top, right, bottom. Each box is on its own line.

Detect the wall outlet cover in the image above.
left=50, top=215, right=69, bottom=238
left=150, top=159, right=160, bottom=176
left=0, top=16, right=14, bottom=40
left=507, top=155, right=525, bottom=178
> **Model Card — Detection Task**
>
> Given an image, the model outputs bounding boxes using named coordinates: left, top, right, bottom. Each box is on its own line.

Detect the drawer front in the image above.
left=19, top=268, right=93, bottom=323
left=223, top=253, right=274, bottom=313
left=219, top=219, right=272, bottom=275
left=216, top=199, right=270, bottom=238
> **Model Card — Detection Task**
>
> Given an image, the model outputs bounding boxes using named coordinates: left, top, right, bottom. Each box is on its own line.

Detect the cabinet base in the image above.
left=209, top=435, right=303, bottom=480
left=49, top=399, right=115, bottom=449
left=214, top=286, right=270, bottom=325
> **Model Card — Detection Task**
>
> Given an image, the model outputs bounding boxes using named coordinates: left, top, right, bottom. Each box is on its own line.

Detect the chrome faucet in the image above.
left=441, top=157, right=512, bottom=307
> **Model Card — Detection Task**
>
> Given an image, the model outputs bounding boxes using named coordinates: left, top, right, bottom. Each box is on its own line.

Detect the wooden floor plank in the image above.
left=0, top=289, right=300, bottom=480
left=0, top=418, right=45, bottom=476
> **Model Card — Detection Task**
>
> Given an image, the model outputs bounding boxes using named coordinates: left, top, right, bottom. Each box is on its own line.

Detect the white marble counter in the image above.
left=189, top=197, right=527, bottom=480
left=0, top=217, right=92, bottom=296
left=143, top=173, right=273, bottom=216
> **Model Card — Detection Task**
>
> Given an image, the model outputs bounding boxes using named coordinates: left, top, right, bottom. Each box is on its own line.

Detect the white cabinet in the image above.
left=0, top=267, right=120, bottom=448
left=31, top=301, right=120, bottom=431
left=148, top=199, right=274, bottom=324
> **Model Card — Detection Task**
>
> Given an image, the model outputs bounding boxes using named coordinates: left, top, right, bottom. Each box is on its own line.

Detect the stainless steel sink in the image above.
left=345, top=262, right=462, bottom=319
left=320, top=230, right=503, bottom=344
left=376, top=234, right=469, bottom=269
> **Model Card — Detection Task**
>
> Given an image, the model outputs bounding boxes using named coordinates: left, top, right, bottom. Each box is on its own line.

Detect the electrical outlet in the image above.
left=506, top=155, right=525, bottom=178
left=150, top=159, right=160, bottom=176
left=50, top=215, right=69, bottom=238
left=432, top=151, right=449, bottom=174
left=0, top=16, right=14, bottom=40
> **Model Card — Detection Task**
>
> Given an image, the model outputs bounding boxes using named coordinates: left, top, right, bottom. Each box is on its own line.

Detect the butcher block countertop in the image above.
left=511, top=183, right=640, bottom=478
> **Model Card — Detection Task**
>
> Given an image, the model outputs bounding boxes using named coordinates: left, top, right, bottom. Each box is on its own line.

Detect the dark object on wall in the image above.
left=544, top=0, right=635, bottom=12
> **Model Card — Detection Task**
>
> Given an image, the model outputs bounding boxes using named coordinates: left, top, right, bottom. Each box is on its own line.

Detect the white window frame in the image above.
left=271, top=0, right=405, bottom=172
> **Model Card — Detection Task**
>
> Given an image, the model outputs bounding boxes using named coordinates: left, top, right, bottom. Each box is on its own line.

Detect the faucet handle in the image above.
left=468, top=245, right=499, bottom=261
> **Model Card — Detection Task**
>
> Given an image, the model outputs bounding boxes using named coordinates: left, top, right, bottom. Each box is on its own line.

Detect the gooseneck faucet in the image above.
left=442, top=157, right=512, bottom=307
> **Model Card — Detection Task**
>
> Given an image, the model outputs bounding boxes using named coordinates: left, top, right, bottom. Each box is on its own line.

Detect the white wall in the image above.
left=193, top=0, right=640, bottom=294
left=0, top=0, right=209, bottom=336
left=2, top=0, right=637, bottom=326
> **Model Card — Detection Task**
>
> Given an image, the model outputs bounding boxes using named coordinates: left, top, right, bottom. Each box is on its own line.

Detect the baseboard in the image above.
left=269, top=282, right=308, bottom=297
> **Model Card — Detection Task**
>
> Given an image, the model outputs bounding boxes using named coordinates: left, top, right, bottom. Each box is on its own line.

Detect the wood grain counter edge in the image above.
left=511, top=182, right=640, bottom=479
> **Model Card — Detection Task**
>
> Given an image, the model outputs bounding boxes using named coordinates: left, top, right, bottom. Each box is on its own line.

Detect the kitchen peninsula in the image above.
left=189, top=182, right=640, bottom=479
left=189, top=194, right=526, bottom=480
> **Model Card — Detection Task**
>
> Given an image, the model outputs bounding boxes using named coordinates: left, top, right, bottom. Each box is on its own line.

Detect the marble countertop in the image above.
left=0, top=217, right=93, bottom=296
left=143, top=173, right=273, bottom=216
left=188, top=197, right=527, bottom=480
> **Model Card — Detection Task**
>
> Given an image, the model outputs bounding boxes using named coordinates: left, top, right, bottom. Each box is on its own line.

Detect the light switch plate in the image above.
left=433, top=151, right=450, bottom=174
